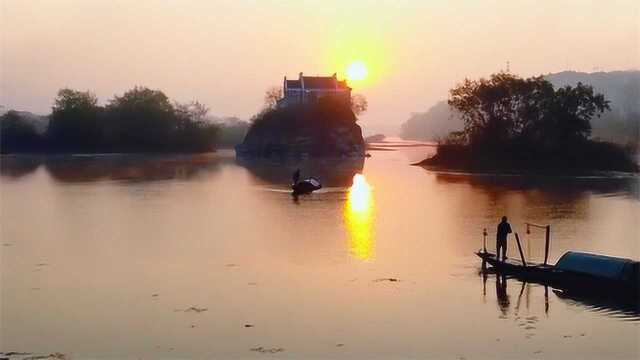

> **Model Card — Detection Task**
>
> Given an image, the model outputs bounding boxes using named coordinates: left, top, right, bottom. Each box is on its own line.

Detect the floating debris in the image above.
left=175, top=306, right=208, bottom=313
left=1, top=352, right=32, bottom=356
left=336, top=343, right=344, bottom=347
left=534, top=350, right=543, bottom=354
left=31, top=287, right=41, bottom=291
left=2, top=243, right=13, bottom=246
left=244, top=324, right=254, bottom=328
left=524, top=326, right=536, bottom=330
left=35, top=263, right=49, bottom=267
left=563, top=335, right=573, bottom=338
left=247, top=282, right=258, bottom=286
left=250, top=347, right=284, bottom=354
left=151, top=294, right=159, bottom=297
left=190, top=324, right=196, bottom=328
left=373, top=278, right=399, bottom=282
left=225, top=263, right=238, bottom=268
left=22, top=352, right=67, bottom=360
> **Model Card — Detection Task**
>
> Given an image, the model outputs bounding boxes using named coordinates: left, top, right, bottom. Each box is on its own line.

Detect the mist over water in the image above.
left=1, top=145, right=638, bottom=359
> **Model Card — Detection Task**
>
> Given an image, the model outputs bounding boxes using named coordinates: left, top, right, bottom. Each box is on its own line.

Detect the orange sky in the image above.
left=1, top=0, right=638, bottom=135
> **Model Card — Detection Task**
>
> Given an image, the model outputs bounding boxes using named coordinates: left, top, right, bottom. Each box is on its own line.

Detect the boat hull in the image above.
left=476, top=251, right=638, bottom=300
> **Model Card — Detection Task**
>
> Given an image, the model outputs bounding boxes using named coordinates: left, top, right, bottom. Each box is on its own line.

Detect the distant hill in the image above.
left=401, top=70, right=640, bottom=146
left=400, top=101, right=463, bottom=141
left=546, top=71, right=639, bottom=145
left=211, top=116, right=250, bottom=148
left=1, top=110, right=50, bottom=134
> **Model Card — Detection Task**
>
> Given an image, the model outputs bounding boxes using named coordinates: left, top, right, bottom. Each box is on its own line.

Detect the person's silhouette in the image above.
left=292, top=169, right=300, bottom=185
left=496, top=216, right=512, bottom=262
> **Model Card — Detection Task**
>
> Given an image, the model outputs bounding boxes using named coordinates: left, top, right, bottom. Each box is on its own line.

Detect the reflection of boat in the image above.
left=477, top=250, right=639, bottom=299
left=292, top=177, right=322, bottom=195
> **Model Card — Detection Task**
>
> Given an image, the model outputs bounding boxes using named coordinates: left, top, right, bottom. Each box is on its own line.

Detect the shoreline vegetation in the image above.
left=416, top=73, right=639, bottom=174
left=1, top=87, right=220, bottom=154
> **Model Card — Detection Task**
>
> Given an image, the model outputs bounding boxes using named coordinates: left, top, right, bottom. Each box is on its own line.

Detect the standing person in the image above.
left=292, top=169, right=301, bottom=185
left=496, top=216, right=512, bottom=262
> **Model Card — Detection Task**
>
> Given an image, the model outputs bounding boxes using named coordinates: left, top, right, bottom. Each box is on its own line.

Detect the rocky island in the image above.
left=236, top=73, right=366, bottom=158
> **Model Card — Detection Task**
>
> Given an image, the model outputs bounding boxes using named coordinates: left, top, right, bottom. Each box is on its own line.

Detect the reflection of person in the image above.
left=496, top=274, right=510, bottom=316
left=292, top=169, right=300, bottom=185
left=496, top=216, right=512, bottom=262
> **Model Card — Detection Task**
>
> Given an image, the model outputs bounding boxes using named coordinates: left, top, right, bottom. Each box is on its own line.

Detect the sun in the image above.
left=346, top=61, right=368, bottom=81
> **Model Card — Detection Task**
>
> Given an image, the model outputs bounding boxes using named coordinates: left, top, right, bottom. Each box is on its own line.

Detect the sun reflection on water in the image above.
left=344, top=174, right=375, bottom=260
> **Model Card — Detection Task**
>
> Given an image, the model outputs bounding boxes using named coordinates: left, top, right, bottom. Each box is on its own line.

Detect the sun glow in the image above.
left=344, top=174, right=375, bottom=261
left=346, top=61, right=368, bottom=82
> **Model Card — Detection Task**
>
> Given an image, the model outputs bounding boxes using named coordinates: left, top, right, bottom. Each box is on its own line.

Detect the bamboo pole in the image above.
left=515, top=232, right=527, bottom=267
left=544, top=225, right=551, bottom=265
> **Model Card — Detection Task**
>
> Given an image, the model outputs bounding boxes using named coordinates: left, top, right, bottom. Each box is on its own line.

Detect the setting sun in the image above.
left=346, top=61, right=368, bottom=81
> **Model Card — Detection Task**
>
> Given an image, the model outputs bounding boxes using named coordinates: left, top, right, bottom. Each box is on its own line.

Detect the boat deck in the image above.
left=476, top=251, right=553, bottom=271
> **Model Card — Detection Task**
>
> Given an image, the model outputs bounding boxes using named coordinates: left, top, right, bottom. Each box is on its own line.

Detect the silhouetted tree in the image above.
left=104, top=86, right=176, bottom=150
left=448, top=73, right=609, bottom=151
left=48, top=88, right=101, bottom=151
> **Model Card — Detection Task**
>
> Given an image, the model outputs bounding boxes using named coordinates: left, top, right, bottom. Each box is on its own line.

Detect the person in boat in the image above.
left=292, top=169, right=300, bottom=185
left=496, top=216, right=512, bottom=262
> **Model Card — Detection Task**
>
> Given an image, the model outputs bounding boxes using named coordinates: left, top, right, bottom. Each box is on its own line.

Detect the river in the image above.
left=1, top=141, right=638, bottom=359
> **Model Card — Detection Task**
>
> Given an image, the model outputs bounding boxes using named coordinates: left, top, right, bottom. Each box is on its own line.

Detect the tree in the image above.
left=173, top=101, right=219, bottom=151
left=448, top=72, right=609, bottom=150
left=1, top=111, right=43, bottom=153
left=264, top=86, right=283, bottom=110
left=105, top=86, right=176, bottom=150
left=48, top=88, right=101, bottom=151
left=351, top=94, right=368, bottom=116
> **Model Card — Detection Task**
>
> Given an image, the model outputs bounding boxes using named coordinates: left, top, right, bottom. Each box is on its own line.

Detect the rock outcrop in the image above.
left=236, top=99, right=365, bottom=158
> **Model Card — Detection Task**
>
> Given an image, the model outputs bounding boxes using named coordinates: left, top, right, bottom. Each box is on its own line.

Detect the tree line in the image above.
left=421, top=72, right=637, bottom=172
left=1, top=87, right=219, bottom=153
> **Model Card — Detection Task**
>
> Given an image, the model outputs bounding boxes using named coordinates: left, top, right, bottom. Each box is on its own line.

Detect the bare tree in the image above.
left=264, top=86, right=283, bottom=109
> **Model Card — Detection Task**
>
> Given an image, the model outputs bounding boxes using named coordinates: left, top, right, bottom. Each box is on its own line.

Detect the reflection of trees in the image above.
left=435, top=172, right=638, bottom=200
left=0, top=156, right=42, bottom=179
left=435, top=172, right=638, bottom=223
left=1, top=154, right=228, bottom=183
left=236, top=156, right=364, bottom=188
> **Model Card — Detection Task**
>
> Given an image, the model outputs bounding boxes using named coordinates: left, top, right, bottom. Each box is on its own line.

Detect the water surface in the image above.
left=1, top=144, right=638, bottom=359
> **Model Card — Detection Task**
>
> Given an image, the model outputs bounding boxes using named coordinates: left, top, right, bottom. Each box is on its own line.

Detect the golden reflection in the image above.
left=344, top=174, right=375, bottom=260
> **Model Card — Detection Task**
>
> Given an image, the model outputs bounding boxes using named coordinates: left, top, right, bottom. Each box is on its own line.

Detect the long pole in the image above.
left=544, top=225, right=551, bottom=265
left=515, top=232, right=527, bottom=267
left=483, top=228, right=487, bottom=253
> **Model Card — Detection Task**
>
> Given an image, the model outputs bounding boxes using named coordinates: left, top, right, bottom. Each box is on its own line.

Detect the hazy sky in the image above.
left=2, top=0, right=638, bottom=134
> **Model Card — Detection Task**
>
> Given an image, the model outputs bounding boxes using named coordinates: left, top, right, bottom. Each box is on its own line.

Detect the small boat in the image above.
left=477, top=250, right=639, bottom=298
left=291, top=177, right=322, bottom=195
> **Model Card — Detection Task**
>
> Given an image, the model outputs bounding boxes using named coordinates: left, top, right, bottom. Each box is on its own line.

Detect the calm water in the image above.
left=1, top=143, right=639, bottom=359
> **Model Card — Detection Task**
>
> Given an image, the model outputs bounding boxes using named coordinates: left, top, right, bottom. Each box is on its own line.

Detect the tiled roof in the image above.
left=302, top=76, right=336, bottom=89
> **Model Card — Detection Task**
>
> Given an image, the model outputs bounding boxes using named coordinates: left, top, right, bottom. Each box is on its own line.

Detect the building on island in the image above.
left=278, top=72, right=351, bottom=108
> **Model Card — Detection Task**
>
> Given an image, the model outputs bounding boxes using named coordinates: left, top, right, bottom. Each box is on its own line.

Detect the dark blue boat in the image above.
left=291, top=177, right=322, bottom=195
left=477, top=250, right=639, bottom=299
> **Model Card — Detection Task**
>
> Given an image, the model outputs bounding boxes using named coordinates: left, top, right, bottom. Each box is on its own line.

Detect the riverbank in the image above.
left=415, top=142, right=639, bottom=175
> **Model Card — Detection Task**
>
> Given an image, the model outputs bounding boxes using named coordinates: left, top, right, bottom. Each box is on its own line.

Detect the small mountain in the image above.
left=5, top=110, right=50, bottom=134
